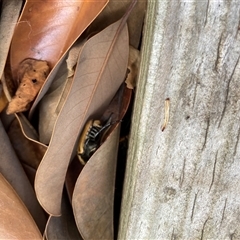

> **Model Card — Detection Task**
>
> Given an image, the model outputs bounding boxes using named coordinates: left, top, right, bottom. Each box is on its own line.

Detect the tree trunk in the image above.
left=119, top=1, right=240, bottom=239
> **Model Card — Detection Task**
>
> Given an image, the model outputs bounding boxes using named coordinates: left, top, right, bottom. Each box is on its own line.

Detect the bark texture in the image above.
left=119, top=1, right=240, bottom=239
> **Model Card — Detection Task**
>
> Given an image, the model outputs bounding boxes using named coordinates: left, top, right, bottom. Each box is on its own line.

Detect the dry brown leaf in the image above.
left=35, top=7, right=131, bottom=216
left=10, top=0, right=109, bottom=81
left=66, top=39, right=86, bottom=78
left=65, top=156, right=84, bottom=201
left=72, top=125, right=120, bottom=240
left=76, top=83, right=132, bottom=164
left=15, top=112, right=39, bottom=140
left=88, top=0, right=147, bottom=48
left=38, top=59, right=68, bottom=144
left=0, top=174, right=42, bottom=239
left=0, top=117, right=47, bottom=232
left=1, top=69, right=16, bottom=102
left=39, top=40, right=85, bottom=144
left=71, top=84, right=132, bottom=239
left=0, top=83, right=8, bottom=112
left=125, top=45, right=140, bottom=89
left=8, top=112, right=47, bottom=185
left=28, top=54, right=67, bottom=118
left=22, top=163, right=38, bottom=187
left=6, top=59, right=50, bottom=114
left=0, top=0, right=23, bottom=78
left=65, top=84, right=132, bottom=194
left=45, top=190, right=83, bottom=240
left=7, top=117, right=47, bottom=170
left=0, top=107, right=15, bottom=129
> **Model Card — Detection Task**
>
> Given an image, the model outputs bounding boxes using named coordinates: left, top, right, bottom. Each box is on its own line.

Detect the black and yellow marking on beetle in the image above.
left=77, top=115, right=112, bottom=165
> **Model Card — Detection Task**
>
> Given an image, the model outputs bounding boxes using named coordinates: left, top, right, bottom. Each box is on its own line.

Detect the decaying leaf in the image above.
left=6, top=59, right=50, bottom=114
left=125, top=45, right=140, bottom=89
left=0, top=174, right=42, bottom=239
left=35, top=9, right=131, bottom=216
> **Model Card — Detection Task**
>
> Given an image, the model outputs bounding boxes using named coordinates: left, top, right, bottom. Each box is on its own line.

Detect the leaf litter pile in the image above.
left=0, top=0, right=146, bottom=239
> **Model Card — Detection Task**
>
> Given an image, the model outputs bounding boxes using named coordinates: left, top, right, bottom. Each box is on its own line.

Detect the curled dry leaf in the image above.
left=73, top=126, right=120, bottom=240
left=10, top=0, right=109, bottom=79
left=35, top=13, right=130, bottom=216
left=10, top=0, right=109, bottom=117
left=38, top=59, right=68, bottom=144
left=6, top=59, right=50, bottom=114
left=76, top=83, right=132, bottom=165
left=125, top=45, right=140, bottom=89
left=39, top=40, right=85, bottom=144
left=71, top=85, right=132, bottom=240
left=0, top=174, right=42, bottom=240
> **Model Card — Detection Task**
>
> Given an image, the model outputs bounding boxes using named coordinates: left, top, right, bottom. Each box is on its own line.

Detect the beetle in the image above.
left=77, top=114, right=112, bottom=165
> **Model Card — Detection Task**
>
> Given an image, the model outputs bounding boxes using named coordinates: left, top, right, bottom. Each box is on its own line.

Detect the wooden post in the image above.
left=119, top=1, right=240, bottom=239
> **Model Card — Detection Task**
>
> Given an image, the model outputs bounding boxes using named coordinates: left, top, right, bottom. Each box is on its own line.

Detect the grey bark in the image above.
left=119, top=0, right=240, bottom=239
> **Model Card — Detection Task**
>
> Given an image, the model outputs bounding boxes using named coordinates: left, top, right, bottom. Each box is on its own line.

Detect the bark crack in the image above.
left=202, top=117, right=210, bottom=150
left=191, top=191, right=199, bottom=222
left=171, top=228, right=175, bottom=240
left=214, top=33, right=223, bottom=72
left=233, top=127, right=240, bottom=157
left=193, top=73, right=199, bottom=108
left=218, top=56, right=240, bottom=127
left=209, top=151, right=218, bottom=192
left=200, top=217, right=209, bottom=240
left=230, top=230, right=236, bottom=240
left=220, top=198, right=227, bottom=226
left=193, top=77, right=198, bottom=108
left=179, top=158, right=186, bottom=187
left=204, top=0, right=210, bottom=27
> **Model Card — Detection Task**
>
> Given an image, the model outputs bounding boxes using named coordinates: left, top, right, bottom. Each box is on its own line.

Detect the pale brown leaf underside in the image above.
left=72, top=125, right=120, bottom=240
left=0, top=174, right=42, bottom=239
left=35, top=19, right=129, bottom=215
left=45, top=192, right=82, bottom=240
left=38, top=40, right=85, bottom=144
